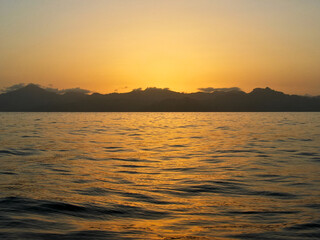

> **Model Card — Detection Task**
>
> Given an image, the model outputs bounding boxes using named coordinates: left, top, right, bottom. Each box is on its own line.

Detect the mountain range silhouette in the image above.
left=0, top=84, right=319, bottom=111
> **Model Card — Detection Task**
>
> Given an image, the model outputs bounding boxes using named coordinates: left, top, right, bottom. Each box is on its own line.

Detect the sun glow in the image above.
left=0, top=0, right=319, bottom=94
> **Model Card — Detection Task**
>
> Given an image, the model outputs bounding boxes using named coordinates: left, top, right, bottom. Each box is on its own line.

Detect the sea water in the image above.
left=0, top=112, right=319, bottom=239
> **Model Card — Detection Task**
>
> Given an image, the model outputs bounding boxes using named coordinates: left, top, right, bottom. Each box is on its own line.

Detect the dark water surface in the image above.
left=0, top=112, right=319, bottom=240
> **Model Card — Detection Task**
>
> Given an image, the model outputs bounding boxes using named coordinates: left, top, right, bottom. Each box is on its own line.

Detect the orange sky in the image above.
left=0, top=0, right=319, bottom=94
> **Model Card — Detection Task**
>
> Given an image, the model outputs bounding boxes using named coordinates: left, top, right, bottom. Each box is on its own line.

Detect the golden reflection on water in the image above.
left=0, top=113, right=319, bottom=239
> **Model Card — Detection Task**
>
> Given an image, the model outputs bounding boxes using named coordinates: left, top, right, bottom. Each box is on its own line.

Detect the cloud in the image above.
left=45, top=87, right=91, bottom=94
left=198, top=87, right=241, bottom=93
left=132, top=88, right=143, bottom=92
left=1, top=83, right=91, bottom=94
left=1, top=83, right=26, bottom=93
left=58, top=87, right=91, bottom=94
left=132, top=87, right=171, bottom=92
left=44, top=87, right=60, bottom=93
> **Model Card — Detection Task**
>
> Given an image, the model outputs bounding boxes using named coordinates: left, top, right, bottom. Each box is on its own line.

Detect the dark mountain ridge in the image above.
left=0, top=84, right=319, bottom=112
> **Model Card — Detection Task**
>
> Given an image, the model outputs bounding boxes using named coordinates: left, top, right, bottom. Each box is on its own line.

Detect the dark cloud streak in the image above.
left=1, top=83, right=91, bottom=95
left=198, top=87, right=242, bottom=93
left=46, top=87, right=91, bottom=94
left=1, top=83, right=26, bottom=93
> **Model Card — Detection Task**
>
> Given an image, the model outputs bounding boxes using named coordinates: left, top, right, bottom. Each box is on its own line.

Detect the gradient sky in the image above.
left=1, top=0, right=320, bottom=94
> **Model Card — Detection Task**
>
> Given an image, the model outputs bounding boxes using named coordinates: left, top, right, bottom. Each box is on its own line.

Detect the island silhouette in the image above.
left=0, top=84, right=319, bottom=112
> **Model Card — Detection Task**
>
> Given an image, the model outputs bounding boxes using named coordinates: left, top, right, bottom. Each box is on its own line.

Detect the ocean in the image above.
left=0, top=112, right=319, bottom=239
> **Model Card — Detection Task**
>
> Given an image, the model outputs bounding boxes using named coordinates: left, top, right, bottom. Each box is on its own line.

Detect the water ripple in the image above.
left=0, top=112, right=319, bottom=239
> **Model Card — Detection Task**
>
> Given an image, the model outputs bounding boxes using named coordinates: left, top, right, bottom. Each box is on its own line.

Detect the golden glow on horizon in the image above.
left=0, top=0, right=319, bottom=94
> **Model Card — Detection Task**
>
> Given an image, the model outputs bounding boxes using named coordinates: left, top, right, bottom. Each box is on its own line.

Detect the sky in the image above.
left=0, top=0, right=320, bottom=95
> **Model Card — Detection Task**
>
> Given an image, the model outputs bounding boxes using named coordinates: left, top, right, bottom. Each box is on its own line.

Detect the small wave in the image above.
left=117, top=164, right=149, bottom=168
left=167, top=180, right=297, bottom=199
left=0, top=230, right=137, bottom=240
left=0, top=149, right=39, bottom=156
left=162, top=167, right=197, bottom=172
left=231, top=219, right=320, bottom=240
left=169, top=144, right=188, bottom=148
left=117, top=191, right=172, bottom=205
left=21, top=135, right=41, bottom=138
left=296, top=152, right=318, bottom=157
left=311, top=157, right=320, bottom=162
left=76, top=187, right=109, bottom=196
left=0, top=171, right=17, bottom=175
left=111, top=157, right=157, bottom=163
left=287, top=219, right=320, bottom=231
left=117, top=170, right=140, bottom=174
left=215, top=149, right=264, bottom=154
left=0, top=197, right=170, bottom=220
left=228, top=210, right=299, bottom=216
left=0, top=218, right=75, bottom=231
